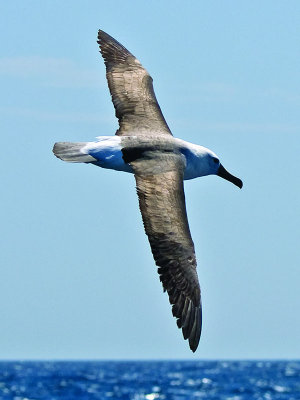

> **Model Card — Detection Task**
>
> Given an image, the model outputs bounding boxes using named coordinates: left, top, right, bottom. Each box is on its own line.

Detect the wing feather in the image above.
left=97, top=30, right=172, bottom=137
left=131, top=152, right=202, bottom=352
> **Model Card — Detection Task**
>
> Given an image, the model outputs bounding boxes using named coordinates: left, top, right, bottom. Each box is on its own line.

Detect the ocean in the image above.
left=0, top=360, right=299, bottom=399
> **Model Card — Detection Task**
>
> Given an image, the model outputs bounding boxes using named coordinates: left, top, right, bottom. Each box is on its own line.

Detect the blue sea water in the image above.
left=0, top=360, right=299, bottom=400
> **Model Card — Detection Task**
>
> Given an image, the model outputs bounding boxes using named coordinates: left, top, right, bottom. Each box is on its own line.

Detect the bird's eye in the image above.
left=212, top=157, right=219, bottom=164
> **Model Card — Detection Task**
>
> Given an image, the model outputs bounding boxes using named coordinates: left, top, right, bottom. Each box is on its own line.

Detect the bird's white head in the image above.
left=183, top=143, right=243, bottom=188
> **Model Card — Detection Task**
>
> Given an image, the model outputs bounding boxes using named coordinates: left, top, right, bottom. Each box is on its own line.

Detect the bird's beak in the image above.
left=217, top=164, right=243, bottom=189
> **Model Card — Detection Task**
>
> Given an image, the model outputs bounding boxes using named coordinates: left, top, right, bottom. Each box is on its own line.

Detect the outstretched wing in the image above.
left=131, top=151, right=202, bottom=352
left=97, top=30, right=172, bottom=137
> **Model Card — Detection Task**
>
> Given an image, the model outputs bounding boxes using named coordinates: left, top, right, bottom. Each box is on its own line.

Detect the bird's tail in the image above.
left=52, top=142, right=96, bottom=163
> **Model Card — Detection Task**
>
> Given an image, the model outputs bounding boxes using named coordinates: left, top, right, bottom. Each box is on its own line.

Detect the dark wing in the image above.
left=97, top=30, right=172, bottom=137
left=131, top=151, right=202, bottom=352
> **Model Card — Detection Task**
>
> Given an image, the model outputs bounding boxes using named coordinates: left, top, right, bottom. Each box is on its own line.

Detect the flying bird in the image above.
left=53, top=29, right=243, bottom=352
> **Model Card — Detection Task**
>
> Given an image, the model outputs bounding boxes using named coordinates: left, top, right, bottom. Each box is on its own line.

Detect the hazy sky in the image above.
left=1, top=0, right=299, bottom=360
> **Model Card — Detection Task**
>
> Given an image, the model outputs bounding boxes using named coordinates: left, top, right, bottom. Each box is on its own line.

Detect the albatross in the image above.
left=53, top=29, right=243, bottom=352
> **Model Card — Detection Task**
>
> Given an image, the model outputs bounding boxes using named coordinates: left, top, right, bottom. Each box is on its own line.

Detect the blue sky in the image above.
left=0, top=0, right=299, bottom=360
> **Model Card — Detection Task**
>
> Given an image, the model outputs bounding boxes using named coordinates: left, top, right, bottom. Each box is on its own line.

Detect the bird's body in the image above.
left=53, top=29, right=243, bottom=352
left=54, top=135, right=221, bottom=180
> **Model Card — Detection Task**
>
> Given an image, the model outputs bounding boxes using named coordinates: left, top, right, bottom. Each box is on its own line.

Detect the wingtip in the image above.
left=97, top=28, right=107, bottom=38
left=187, top=307, right=202, bottom=352
left=188, top=335, right=201, bottom=353
left=175, top=301, right=202, bottom=352
left=97, top=29, right=110, bottom=42
left=97, top=29, right=108, bottom=46
left=189, top=342, right=198, bottom=353
left=97, top=29, right=114, bottom=48
left=96, top=28, right=133, bottom=66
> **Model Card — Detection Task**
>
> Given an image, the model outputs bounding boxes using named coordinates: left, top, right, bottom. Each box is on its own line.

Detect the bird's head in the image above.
left=206, top=150, right=243, bottom=189
left=191, top=146, right=243, bottom=189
